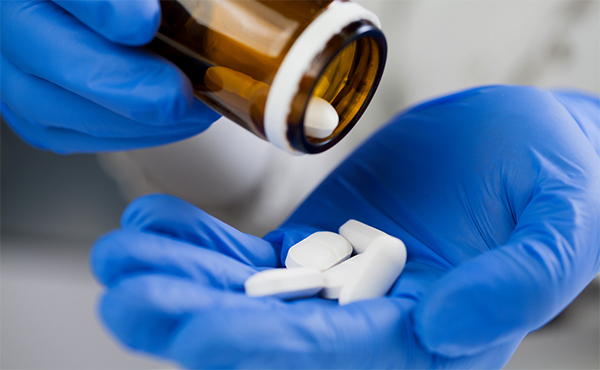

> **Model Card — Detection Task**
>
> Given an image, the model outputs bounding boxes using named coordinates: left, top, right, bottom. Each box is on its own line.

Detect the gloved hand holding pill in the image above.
left=1, top=0, right=220, bottom=153
left=245, top=221, right=407, bottom=304
left=91, top=86, right=600, bottom=369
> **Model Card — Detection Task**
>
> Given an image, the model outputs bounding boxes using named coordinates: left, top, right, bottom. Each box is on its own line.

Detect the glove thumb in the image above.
left=414, top=145, right=600, bottom=357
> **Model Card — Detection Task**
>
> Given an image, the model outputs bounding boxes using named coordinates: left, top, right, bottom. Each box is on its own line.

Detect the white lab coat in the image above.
left=98, top=0, right=599, bottom=236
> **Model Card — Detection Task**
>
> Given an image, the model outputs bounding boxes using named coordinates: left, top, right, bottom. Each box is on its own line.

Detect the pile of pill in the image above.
left=244, top=220, right=407, bottom=305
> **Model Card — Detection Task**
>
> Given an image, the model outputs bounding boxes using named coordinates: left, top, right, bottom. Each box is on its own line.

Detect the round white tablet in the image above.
left=285, top=231, right=353, bottom=271
left=244, top=267, right=324, bottom=300
left=339, top=219, right=389, bottom=254
left=304, top=97, right=339, bottom=139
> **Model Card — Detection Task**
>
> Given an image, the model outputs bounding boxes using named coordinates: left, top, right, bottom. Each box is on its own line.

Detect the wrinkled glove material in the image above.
left=91, top=85, right=600, bottom=368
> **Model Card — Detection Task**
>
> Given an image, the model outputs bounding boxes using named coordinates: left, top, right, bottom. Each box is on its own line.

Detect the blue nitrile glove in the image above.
left=1, top=1, right=220, bottom=154
left=91, top=85, right=600, bottom=369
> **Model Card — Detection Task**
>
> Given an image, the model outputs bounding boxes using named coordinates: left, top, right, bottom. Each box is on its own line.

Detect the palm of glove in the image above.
left=92, top=86, right=600, bottom=369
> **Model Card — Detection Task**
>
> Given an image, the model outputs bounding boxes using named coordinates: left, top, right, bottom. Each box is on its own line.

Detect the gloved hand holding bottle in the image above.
left=91, top=85, right=600, bottom=368
left=1, top=0, right=220, bottom=153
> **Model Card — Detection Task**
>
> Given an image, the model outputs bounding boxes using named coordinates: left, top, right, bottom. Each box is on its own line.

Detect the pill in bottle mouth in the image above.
left=304, top=97, right=339, bottom=139
left=202, top=67, right=340, bottom=139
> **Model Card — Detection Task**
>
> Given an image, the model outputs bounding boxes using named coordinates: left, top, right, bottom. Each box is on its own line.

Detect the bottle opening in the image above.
left=288, top=21, right=387, bottom=153
left=309, top=36, right=381, bottom=143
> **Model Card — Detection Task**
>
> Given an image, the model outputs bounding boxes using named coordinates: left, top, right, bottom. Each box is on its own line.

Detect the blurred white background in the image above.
left=2, top=0, right=599, bottom=368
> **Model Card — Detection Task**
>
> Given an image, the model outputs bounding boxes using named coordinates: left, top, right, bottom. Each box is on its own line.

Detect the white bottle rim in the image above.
left=264, top=2, right=382, bottom=155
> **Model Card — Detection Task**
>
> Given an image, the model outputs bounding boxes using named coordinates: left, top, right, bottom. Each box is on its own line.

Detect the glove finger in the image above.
left=169, top=296, right=517, bottom=369
left=100, top=266, right=518, bottom=369
left=390, top=263, right=521, bottom=368
left=414, top=110, right=600, bottom=356
left=53, top=0, right=160, bottom=46
left=1, top=101, right=198, bottom=153
left=99, top=274, right=284, bottom=356
left=121, top=194, right=281, bottom=268
left=91, top=229, right=256, bottom=288
left=1, top=53, right=216, bottom=139
left=2, top=1, right=195, bottom=125
left=168, top=298, right=415, bottom=369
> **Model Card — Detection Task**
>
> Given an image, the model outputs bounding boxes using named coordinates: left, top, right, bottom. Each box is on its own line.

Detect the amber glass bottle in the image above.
left=148, top=0, right=387, bottom=154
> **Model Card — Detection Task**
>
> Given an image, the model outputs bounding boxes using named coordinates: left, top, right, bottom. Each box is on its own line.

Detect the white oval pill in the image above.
left=285, top=231, right=353, bottom=271
left=320, top=254, right=366, bottom=300
left=338, top=235, right=407, bottom=305
left=244, top=268, right=323, bottom=300
left=304, top=97, right=339, bottom=139
left=339, top=219, right=389, bottom=254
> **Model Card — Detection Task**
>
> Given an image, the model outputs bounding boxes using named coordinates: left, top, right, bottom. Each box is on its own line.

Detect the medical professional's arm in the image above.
left=91, top=85, right=600, bottom=368
left=0, top=0, right=220, bottom=153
